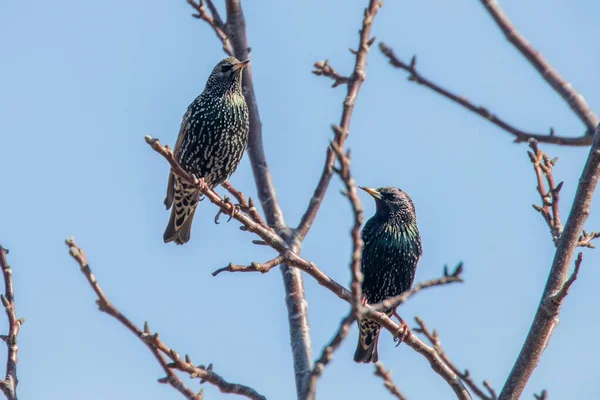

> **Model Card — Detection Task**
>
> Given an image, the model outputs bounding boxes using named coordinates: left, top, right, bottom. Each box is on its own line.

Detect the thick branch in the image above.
left=414, top=318, right=494, bottom=400
left=224, top=0, right=284, bottom=229
left=374, top=363, right=408, bottom=400
left=379, top=43, right=591, bottom=146
left=296, top=0, right=383, bottom=240
left=65, top=239, right=265, bottom=400
left=499, top=124, right=600, bottom=399
left=479, top=0, right=598, bottom=135
left=0, top=246, right=21, bottom=400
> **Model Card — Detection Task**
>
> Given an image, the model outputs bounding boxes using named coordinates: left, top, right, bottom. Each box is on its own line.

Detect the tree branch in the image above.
left=369, top=263, right=464, bottom=313
left=65, top=239, right=266, bottom=400
left=478, top=0, right=598, bottom=135
left=212, top=256, right=284, bottom=276
left=527, top=139, right=564, bottom=243
left=186, top=0, right=233, bottom=56
left=379, top=43, right=592, bottom=146
left=296, top=0, right=383, bottom=240
left=146, top=135, right=472, bottom=399
left=414, top=318, right=495, bottom=400
left=0, top=246, right=22, bottom=400
left=499, top=124, right=600, bottom=399
left=374, top=363, right=408, bottom=400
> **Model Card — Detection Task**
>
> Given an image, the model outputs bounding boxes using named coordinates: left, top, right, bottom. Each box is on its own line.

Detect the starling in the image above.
left=354, top=186, right=422, bottom=363
left=163, top=57, right=250, bottom=245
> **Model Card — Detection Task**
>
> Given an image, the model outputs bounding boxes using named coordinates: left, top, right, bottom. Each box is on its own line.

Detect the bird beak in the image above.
left=232, top=59, right=250, bottom=71
left=359, top=186, right=381, bottom=200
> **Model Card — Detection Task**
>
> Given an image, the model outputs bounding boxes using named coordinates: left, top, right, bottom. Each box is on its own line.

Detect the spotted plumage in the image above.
left=164, top=57, right=250, bottom=244
left=354, top=186, right=422, bottom=363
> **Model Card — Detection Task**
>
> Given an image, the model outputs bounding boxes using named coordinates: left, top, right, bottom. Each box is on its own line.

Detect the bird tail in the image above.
left=354, top=318, right=382, bottom=363
left=163, top=176, right=199, bottom=245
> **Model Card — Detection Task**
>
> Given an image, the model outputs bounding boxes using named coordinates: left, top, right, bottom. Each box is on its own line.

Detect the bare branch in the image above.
left=551, top=252, right=582, bottom=305
left=212, top=256, right=284, bottom=276
left=527, top=139, right=564, bottom=243
left=146, top=136, right=472, bottom=399
left=379, top=43, right=591, bottom=146
left=312, top=60, right=350, bottom=88
left=364, top=312, right=472, bottom=400
left=370, top=263, right=464, bottom=313
left=499, top=125, right=600, bottom=399
left=186, top=0, right=233, bottom=56
left=414, top=318, right=494, bottom=400
left=330, top=142, right=365, bottom=318
left=577, top=230, right=600, bottom=248
left=222, top=181, right=270, bottom=228
left=296, top=0, right=383, bottom=240
left=478, top=0, right=598, bottom=135
left=65, top=238, right=266, bottom=400
left=145, top=135, right=352, bottom=300
left=374, top=363, right=408, bottom=400
left=0, top=246, right=22, bottom=400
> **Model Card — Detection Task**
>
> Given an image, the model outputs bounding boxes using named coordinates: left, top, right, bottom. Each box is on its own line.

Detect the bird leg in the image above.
left=392, top=311, right=412, bottom=347
left=223, top=195, right=240, bottom=222
left=214, top=196, right=240, bottom=224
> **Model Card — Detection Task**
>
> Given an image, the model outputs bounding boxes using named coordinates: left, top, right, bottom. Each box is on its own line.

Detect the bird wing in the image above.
left=164, top=107, right=192, bottom=209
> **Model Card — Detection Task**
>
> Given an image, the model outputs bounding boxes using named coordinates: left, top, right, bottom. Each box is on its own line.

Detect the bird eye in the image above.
left=221, top=64, right=233, bottom=72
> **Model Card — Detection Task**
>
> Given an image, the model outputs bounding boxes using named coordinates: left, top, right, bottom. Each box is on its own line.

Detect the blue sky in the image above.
left=1, top=0, right=599, bottom=399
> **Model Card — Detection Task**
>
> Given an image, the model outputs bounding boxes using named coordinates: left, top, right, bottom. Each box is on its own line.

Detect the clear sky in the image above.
left=1, top=1, right=599, bottom=399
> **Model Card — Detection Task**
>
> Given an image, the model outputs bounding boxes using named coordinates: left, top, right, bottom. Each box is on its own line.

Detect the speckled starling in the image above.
left=354, top=186, right=422, bottom=363
left=163, top=57, right=250, bottom=245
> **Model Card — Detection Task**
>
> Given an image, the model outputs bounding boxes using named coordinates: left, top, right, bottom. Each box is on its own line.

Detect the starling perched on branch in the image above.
left=354, top=186, right=422, bottom=363
left=163, top=57, right=250, bottom=245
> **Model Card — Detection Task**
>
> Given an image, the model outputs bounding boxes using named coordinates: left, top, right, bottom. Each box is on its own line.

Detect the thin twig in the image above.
left=374, top=363, right=408, bottom=400
left=577, top=230, right=600, bottom=248
left=478, top=0, right=598, bottom=135
left=379, top=43, right=591, bottom=146
left=312, top=60, right=350, bottom=88
left=527, top=139, right=564, bottom=243
left=370, top=263, right=464, bottom=313
left=222, top=181, right=269, bottom=228
left=414, top=318, right=494, bottom=400
left=186, top=0, right=233, bottom=56
left=499, top=125, right=600, bottom=399
left=534, top=390, right=548, bottom=400
left=302, top=141, right=365, bottom=400
left=330, top=142, right=364, bottom=319
left=65, top=238, right=265, bottom=400
left=212, top=256, right=284, bottom=276
left=0, top=246, right=21, bottom=400
left=296, top=0, right=383, bottom=240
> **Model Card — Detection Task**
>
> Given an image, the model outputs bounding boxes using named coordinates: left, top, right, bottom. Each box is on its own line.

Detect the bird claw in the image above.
left=392, top=312, right=411, bottom=347
left=214, top=197, right=240, bottom=224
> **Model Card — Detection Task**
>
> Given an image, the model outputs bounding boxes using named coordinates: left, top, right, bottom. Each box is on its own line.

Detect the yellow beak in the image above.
left=359, top=186, right=381, bottom=200
left=232, top=59, right=250, bottom=71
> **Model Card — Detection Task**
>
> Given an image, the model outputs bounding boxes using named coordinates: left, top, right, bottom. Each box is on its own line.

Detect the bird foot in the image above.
left=392, top=313, right=412, bottom=347
left=214, top=196, right=240, bottom=224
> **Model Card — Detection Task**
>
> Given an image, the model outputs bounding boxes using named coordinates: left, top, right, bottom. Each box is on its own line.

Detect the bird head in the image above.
left=206, top=57, right=250, bottom=92
left=359, top=186, right=416, bottom=221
